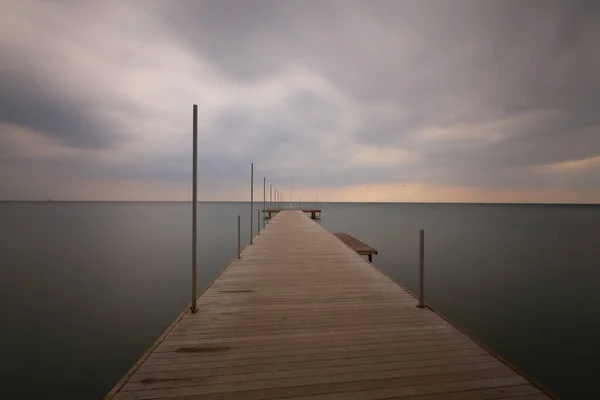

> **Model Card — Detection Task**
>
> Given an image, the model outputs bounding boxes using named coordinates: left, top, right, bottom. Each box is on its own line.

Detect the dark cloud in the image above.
left=0, top=78, right=118, bottom=149
left=0, top=31, right=124, bottom=149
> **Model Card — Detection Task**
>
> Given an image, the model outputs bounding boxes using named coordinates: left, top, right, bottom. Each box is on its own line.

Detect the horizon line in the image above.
left=1, top=200, right=599, bottom=206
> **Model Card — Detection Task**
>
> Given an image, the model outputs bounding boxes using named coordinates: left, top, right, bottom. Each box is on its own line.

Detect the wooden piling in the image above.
left=418, top=229, right=425, bottom=308
left=237, top=215, right=240, bottom=259
left=250, top=163, right=253, bottom=244
left=191, top=104, right=198, bottom=313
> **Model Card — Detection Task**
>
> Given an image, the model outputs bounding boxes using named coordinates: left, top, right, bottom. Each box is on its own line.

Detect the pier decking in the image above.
left=107, top=210, right=553, bottom=400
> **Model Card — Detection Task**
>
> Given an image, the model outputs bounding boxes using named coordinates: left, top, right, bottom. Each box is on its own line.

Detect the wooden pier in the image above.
left=107, top=210, right=553, bottom=400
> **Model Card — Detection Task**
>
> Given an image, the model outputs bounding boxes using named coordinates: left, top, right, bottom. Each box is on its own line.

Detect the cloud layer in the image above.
left=1, top=0, right=599, bottom=202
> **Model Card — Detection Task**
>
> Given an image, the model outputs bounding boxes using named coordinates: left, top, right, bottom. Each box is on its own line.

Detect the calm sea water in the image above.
left=1, top=202, right=598, bottom=399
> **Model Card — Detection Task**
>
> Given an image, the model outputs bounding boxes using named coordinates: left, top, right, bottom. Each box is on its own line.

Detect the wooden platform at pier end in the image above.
left=107, top=210, right=554, bottom=400
left=264, top=208, right=321, bottom=219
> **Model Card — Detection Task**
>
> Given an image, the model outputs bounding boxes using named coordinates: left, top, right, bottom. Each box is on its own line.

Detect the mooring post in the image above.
left=191, top=104, right=198, bottom=313
left=368, top=254, right=373, bottom=263
left=418, top=229, right=425, bottom=308
left=263, top=177, right=266, bottom=225
left=237, top=215, right=241, bottom=259
left=257, top=209, right=260, bottom=236
left=250, top=163, right=254, bottom=244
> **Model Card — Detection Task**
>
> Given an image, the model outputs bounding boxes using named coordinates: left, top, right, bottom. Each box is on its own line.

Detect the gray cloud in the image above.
left=156, top=0, right=302, bottom=81
left=162, top=1, right=600, bottom=160
left=1, top=0, right=600, bottom=200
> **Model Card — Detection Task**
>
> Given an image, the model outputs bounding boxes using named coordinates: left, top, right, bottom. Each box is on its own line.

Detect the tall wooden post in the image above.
left=237, top=215, right=241, bottom=259
left=250, top=163, right=253, bottom=244
left=418, top=229, right=425, bottom=308
left=191, top=105, right=198, bottom=313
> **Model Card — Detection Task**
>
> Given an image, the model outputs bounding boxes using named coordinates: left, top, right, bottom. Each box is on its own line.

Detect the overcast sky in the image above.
left=1, top=0, right=599, bottom=202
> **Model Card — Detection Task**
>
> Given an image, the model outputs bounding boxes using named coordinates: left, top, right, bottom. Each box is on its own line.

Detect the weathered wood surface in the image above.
left=108, top=210, right=552, bottom=400
left=333, top=233, right=378, bottom=256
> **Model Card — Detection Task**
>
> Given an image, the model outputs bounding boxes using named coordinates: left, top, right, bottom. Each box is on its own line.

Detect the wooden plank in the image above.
left=120, top=361, right=508, bottom=391
left=281, top=382, right=543, bottom=400
left=145, top=339, right=480, bottom=364
left=127, top=355, right=499, bottom=387
left=131, top=354, right=496, bottom=381
left=135, top=349, right=490, bottom=375
left=135, top=378, right=534, bottom=400
left=142, top=343, right=484, bottom=368
left=106, top=210, right=555, bottom=400
left=113, top=369, right=521, bottom=399
left=156, top=331, right=466, bottom=350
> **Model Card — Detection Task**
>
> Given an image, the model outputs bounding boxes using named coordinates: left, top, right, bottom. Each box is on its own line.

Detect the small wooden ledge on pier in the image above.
left=107, top=210, right=556, bottom=400
left=333, top=232, right=378, bottom=262
left=263, top=208, right=321, bottom=219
